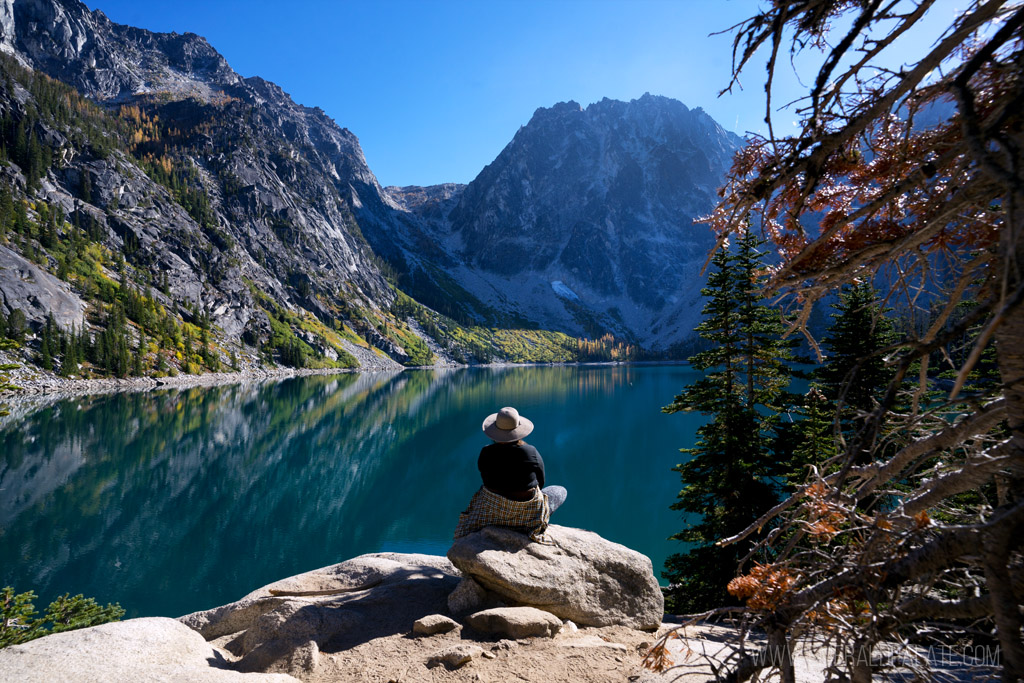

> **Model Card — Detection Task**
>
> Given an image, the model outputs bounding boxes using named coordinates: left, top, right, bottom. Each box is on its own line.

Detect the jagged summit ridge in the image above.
left=4, top=0, right=239, bottom=101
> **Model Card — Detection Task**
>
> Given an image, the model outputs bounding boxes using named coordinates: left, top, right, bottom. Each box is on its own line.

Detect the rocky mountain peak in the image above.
left=414, top=94, right=743, bottom=347
left=532, top=99, right=582, bottom=119
left=0, top=0, right=448, bottom=372
left=0, top=1, right=17, bottom=56
left=7, top=0, right=239, bottom=102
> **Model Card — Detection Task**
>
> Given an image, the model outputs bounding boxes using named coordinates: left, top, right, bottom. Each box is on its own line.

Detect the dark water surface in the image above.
left=0, top=365, right=703, bottom=618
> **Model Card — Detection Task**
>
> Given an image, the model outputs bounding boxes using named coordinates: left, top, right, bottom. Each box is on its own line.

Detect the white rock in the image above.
left=557, top=619, right=579, bottom=637
left=180, top=553, right=459, bottom=673
left=0, top=617, right=298, bottom=682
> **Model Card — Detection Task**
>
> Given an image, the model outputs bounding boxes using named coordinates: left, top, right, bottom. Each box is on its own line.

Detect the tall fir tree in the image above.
left=662, top=231, right=793, bottom=613
left=734, top=231, right=796, bottom=411
left=815, top=282, right=896, bottom=432
left=777, top=385, right=840, bottom=485
left=6, top=308, right=26, bottom=343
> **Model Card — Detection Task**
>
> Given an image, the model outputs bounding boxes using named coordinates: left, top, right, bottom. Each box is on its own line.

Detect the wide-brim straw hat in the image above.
left=482, top=406, right=534, bottom=442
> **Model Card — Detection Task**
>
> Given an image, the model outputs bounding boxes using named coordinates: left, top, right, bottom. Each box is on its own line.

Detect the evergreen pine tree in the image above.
left=44, top=593, right=125, bottom=635
left=0, top=587, right=124, bottom=647
left=80, top=172, right=91, bottom=204
left=38, top=334, right=52, bottom=371
left=0, top=587, right=41, bottom=645
left=662, top=231, right=793, bottom=613
left=6, top=308, right=26, bottom=343
left=36, top=314, right=61, bottom=372
left=734, top=231, right=796, bottom=410
left=58, top=332, right=76, bottom=377
left=98, top=303, right=130, bottom=377
left=815, top=282, right=896, bottom=431
left=782, top=386, right=839, bottom=483
left=132, top=345, right=143, bottom=376
left=0, top=183, right=12, bottom=239
left=12, top=199, right=28, bottom=235
left=12, top=119, right=27, bottom=169
left=26, top=131, right=41, bottom=188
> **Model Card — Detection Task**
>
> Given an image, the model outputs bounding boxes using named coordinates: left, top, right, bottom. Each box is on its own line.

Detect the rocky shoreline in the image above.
left=0, top=350, right=669, bottom=407
left=0, top=338, right=418, bottom=403
left=0, top=360, right=371, bottom=400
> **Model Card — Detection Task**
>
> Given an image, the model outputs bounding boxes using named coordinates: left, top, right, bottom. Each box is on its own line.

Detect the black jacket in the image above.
left=477, top=441, right=546, bottom=494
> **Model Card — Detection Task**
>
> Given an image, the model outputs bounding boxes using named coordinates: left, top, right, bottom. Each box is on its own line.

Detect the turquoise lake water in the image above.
left=0, top=365, right=705, bottom=618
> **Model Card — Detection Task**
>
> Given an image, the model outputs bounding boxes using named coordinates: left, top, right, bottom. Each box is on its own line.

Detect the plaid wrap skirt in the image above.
left=453, top=485, right=551, bottom=543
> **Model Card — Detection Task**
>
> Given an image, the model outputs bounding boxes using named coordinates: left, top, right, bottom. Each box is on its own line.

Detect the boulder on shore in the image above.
left=179, top=553, right=459, bottom=675
left=0, top=617, right=298, bottom=682
left=447, top=524, right=664, bottom=630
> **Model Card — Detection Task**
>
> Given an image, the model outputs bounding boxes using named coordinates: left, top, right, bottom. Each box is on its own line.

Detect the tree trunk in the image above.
left=989, top=133, right=1024, bottom=682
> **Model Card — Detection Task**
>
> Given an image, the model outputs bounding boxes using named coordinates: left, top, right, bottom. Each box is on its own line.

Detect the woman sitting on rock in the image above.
left=453, top=406, right=567, bottom=543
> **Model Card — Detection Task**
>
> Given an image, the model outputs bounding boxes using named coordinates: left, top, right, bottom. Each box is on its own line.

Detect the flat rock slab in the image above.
left=466, top=606, right=562, bottom=639
left=448, top=524, right=663, bottom=630
left=179, top=553, right=459, bottom=675
left=558, top=634, right=629, bottom=651
left=0, top=617, right=298, bottom=682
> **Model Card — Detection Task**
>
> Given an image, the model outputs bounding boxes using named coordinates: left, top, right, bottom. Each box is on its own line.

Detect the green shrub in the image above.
left=0, top=587, right=124, bottom=648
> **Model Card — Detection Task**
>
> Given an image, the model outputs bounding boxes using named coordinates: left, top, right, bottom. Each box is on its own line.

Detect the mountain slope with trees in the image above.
left=0, top=0, right=655, bottom=383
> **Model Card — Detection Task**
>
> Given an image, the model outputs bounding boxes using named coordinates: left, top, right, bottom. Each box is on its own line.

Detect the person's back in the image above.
left=478, top=440, right=545, bottom=500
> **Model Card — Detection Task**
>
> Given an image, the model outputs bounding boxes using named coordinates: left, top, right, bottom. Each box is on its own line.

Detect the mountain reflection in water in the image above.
left=0, top=365, right=703, bottom=617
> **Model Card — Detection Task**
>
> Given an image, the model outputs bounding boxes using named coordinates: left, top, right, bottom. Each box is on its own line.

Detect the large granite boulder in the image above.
left=447, top=524, right=663, bottom=630
left=0, top=617, right=297, bottom=682
left=180, top=553, right=459, bottom=675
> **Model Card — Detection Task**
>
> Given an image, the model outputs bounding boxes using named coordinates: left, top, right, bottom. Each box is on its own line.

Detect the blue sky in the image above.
left=85, top=0, right=958, bottom=188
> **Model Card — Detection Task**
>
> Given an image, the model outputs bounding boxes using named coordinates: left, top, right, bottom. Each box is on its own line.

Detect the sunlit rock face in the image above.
left=2, top=0, right=401, bottom=357
left=10, top=0, right=240, bottom=102
left=384, top=95, right=742, bottom=350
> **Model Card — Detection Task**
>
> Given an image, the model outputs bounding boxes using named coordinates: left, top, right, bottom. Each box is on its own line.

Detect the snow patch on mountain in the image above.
left=550, top=281, right=580, bottom=302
